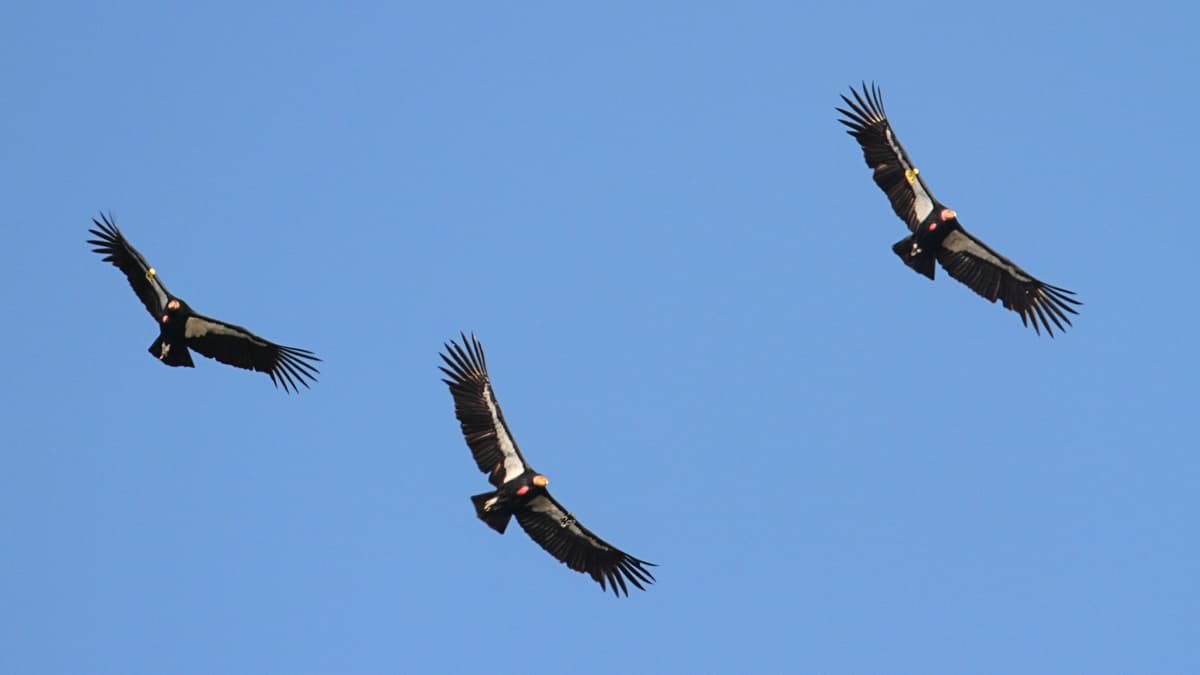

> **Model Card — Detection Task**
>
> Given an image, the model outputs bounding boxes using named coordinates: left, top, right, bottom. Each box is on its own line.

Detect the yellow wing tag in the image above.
left=905, top=167, right=920, bottom=184
left=145, top=268, right=157, bottom=281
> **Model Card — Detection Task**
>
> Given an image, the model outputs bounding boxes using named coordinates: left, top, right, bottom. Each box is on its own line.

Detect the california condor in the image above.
left=87, top=213, right=320, bottom=393
left=837, top=83, right=1081, bottom=336
left=439, top=333, right=655, bottom=596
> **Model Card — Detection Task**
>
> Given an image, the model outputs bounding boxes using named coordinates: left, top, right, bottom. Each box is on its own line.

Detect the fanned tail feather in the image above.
left=471, top=492, right=512, bottom=534
left=892, top=236, right=936, bottom=280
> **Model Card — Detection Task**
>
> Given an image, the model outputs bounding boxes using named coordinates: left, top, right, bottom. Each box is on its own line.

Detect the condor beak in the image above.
left=941, top=208, right=957, bottom=221
left=532, top=475, right=549, bottom=487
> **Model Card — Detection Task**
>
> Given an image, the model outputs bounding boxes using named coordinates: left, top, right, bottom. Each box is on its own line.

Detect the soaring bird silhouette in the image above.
left=838, top=83, right=1081, bottom=336
left=440, top=333, right=655, bottom=596
left=88, top=213, right=320, bottom=392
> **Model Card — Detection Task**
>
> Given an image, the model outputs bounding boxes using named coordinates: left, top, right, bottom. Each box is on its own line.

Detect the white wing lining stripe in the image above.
left=184, top=317, right=267, bottom=345
left=130, top=248, right=169, bottom=311
left=885, top=127, right=933, bottom=221
left=944, top=231, right=1037, bottom=284
left=485, top=385, right=526, bottom=483
left=944, top=231, right=1004, bottom=267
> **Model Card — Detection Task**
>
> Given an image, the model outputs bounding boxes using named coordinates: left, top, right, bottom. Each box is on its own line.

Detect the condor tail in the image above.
left=149, top=337, right=195, bottom=367
left=892, top=235, right=936, bottom=280
left=471, top=492, right=512, bottom=534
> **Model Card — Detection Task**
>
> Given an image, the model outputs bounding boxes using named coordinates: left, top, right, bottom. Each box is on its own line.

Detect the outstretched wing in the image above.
left=837, top=83, right=937, bottom=231
left=439, top=333, right=529, bottom=487
left=515, top=493, right=656, bottom=597
left=936, top=229, right=1081, bottom=336
left=184, top=314, right=320, bottom=393
left=87, top=213, right=171, bottom=319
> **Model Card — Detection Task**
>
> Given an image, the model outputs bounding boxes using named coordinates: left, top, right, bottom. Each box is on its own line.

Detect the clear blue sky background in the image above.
left=1, top=1, right=1196, bottom=673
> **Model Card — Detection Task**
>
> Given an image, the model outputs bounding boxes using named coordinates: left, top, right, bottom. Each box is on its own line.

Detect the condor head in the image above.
left=160, top=298, right=191, bottom=324
left=516, top=474, right=550, bottom=496
left=927, top=208, right=958, bottom=233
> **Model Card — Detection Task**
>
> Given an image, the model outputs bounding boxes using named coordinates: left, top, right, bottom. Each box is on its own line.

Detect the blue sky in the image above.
left=2, top=1, right=1197, bottom=672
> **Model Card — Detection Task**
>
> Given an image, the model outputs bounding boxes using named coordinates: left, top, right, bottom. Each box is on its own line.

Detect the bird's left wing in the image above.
left=936, top=229, right=1081, bottom=336
left=515, top=493, right=656, bottom=596
left=183, top=314, right=320, bottom=392
left=87, top=213, right=171, bottom=319
left=439, top=333, right=529, bottom=487
left=837, top=83, right=937, bottom=231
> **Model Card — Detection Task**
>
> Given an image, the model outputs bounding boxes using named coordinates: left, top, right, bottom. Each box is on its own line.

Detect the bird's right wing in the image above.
left=87, top=213, right=171, bottom=319
left=439, top=333, right=530, bottom=487
left=515, top=493, right=655, bottom=596
left=937, top=228, right=1081, bottom=336
left=184, top=314, right=320, bottom=393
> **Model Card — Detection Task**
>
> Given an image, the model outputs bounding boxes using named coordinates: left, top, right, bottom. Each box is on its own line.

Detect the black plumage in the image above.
left=440, top=333, right=655, bottom=596
left=87, top=213, right=320, bottom=392
left=837, top=83, right=1081, bottom=336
